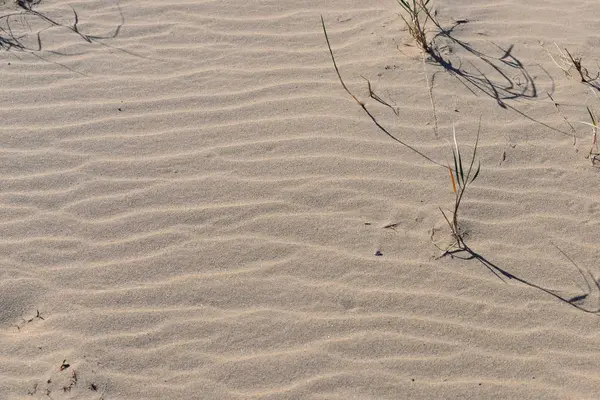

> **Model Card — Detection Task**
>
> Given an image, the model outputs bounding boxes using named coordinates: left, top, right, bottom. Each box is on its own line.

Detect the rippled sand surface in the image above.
left=1, top=0, right=600, bottom=398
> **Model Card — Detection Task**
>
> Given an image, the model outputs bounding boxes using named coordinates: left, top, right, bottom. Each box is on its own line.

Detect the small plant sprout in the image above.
left=439, top=123, right=481, bottom=254
left=396, top=0, right=437, bottom=52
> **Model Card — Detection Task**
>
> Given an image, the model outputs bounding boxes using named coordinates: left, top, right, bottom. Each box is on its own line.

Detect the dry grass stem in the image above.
left=542, top=42, right=599, bottom=83
left=321, top=15, right=444, bottom=167
left=547, top=93, right=578, bottom=145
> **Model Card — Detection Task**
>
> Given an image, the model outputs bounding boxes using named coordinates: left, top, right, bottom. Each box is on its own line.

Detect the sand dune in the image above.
left=1, top=0, right=600, bottom=398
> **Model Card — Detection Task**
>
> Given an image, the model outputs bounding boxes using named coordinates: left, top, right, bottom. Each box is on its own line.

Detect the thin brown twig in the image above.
left=361, top=76, right=400, bottom=116
left=564, top=48, right=600, bottom=83
left=422, top=52, right=439, bottom=137
left=547, top=93, right=577, bottom=145
left=321, top=15, right=444, bottom=168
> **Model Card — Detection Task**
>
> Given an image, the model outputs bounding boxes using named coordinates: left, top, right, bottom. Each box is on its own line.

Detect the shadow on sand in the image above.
left=442, top=243, right=600, bottom=315
left=0, top=1, right=153, bottom=74
left=420, top=19, right=574, bottom=137
left=0, top=1, right=123, bottom=52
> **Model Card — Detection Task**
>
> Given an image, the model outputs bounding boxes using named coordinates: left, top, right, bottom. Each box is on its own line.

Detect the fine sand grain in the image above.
left=1, top=0, right=600, bottom=399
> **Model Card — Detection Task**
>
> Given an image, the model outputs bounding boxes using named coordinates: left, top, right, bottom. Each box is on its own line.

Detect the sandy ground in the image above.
left=1, top=0, right=600, bottom=399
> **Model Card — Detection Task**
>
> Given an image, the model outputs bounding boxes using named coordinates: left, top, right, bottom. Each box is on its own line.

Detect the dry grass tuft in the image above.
left=438, top=123, right=481, bottom=254
left=396, top=0, right=438, bottom=53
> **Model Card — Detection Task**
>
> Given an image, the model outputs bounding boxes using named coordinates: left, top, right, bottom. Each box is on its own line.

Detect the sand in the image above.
left=1, top=0, right=600, bottom=398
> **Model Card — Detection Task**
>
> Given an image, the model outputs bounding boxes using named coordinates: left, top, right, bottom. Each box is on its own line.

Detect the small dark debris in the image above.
left=455, top=19, right=469, bottom=24
left=375, top=250, right=383, bottom=256
left=89, top=383, right=98, bottom=391
left=364, top=222, right=371, bottom=225
left=60, top=360, right=70, bottom=371
left=118, top=108, right=122, bottom=111
left=411, top=378, right=415, bottom=382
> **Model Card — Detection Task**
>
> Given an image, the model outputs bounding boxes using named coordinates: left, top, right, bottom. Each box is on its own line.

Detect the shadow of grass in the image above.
left=443, top=243, right=600, bottom=315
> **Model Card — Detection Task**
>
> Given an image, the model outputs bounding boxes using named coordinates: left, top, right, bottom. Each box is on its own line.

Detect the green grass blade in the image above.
left=465, top=119, right=481, bottom=181
left=588, top=106, right=598, bottom=128
left=452, top=124, right=465, bottom=186
left=458, top=147, right=465, bottom=185
left=452, top=148, right=461, bottom=188
left=470, top=161, right=481, bottom=183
